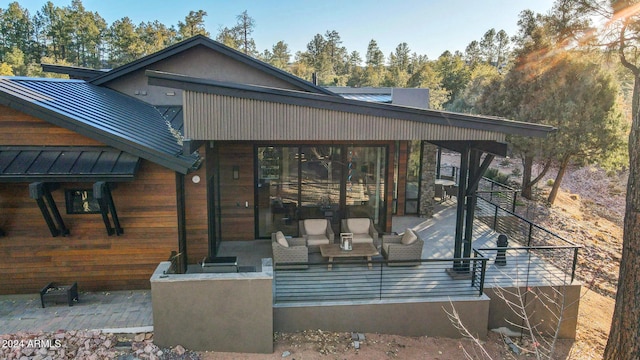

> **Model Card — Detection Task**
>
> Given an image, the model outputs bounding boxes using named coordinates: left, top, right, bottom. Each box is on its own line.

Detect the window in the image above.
left=65, top=189, right=101, bottom=214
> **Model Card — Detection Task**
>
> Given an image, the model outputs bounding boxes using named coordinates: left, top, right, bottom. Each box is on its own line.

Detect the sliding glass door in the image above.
left=256, top=145, right=386, bottom=238
left=256, top=146, right=299, bottom=237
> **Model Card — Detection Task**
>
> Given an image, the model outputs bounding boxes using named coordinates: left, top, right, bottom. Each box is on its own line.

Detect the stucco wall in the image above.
left=485, top=284, right=581, bottom=339
left=104, top=45, right=304, bottom=106
left=151, top=262, right=273, bottom=353
left=274, top=296, right=491, bottom=340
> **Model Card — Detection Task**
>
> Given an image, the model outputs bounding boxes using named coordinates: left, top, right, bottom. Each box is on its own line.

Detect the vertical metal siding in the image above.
left=183, top=92, right=506, bottom=142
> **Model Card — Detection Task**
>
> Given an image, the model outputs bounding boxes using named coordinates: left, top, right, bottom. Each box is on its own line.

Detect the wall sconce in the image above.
left=232, top=166, right=240, bottom=180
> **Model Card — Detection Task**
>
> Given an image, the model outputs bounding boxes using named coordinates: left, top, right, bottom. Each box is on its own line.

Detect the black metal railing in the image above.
left=273, top=256, right=487, bottom=304
left=475, top=247, right=580, bottom=286
left=477, top=177, right=520, bottom=212
left=474, top=196, right=581, bottom=283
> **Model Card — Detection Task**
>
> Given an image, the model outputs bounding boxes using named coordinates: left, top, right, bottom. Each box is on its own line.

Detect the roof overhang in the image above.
left=0, top=146, right=140, bottom=182
left=147, top=70, right=556, bottom=143
left=0, top=77, right=199, bottom=174
left=41, top=64, right=108, bottom=80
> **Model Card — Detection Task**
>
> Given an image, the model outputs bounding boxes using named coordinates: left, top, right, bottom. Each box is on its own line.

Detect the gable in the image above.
left=103, top=45, right=308, bottom=106
left=0, top=78, right=199, bottom=174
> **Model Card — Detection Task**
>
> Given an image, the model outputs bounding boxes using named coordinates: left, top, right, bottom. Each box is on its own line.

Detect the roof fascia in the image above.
left=0, top=92, right=195, bottom=174
left=429, top=140, right=509, bottom=157
left=91, top=35, right=335, bottom=96
left=41, top=64, right=106, bottom=80
left=147, top=70, right=556, bottom=138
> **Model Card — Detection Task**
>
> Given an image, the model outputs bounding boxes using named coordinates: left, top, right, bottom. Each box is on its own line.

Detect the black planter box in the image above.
left=40, top=282, right=78, bottom=308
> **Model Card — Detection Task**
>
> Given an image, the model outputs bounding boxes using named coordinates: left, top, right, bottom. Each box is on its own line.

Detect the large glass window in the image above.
left=257, top=146, right=299, bottom=237
left=256, top=145, right=386, bottom=238
left=345, top=146, right=386, bottom=225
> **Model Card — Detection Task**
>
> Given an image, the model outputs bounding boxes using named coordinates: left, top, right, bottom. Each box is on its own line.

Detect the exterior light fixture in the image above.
left=232, top=166, right=240, bottom=180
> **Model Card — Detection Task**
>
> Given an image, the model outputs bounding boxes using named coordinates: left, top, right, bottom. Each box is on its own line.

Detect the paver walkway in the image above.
left=0, top=290, right=152, bottom=335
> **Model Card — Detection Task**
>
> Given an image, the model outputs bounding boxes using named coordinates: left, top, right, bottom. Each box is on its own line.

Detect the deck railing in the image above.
left=474, top=196, right=581, bottom=283
left=477, top=177, right=520, bottom=212
left=273, top=256, right=487, bottom=304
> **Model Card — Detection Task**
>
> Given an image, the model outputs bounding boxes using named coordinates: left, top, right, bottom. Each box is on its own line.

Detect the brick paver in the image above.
left=0, top=290, right=152, bottom=335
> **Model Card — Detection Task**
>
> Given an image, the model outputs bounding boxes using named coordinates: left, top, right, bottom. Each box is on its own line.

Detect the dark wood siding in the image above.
left=0, top=161, right=179, bottom=294
left=396, top=141, right=409, bottom=216
left=217, top=143, right=255, bottom=241
left=184, top=147, right=208, bottom=262
left=0, top=106, right=184, bottom=294
left=0, top=105, right=103, bottom=146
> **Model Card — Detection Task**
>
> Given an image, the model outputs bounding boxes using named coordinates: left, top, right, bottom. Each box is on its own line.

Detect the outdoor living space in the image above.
left=151, top=195, right=581, bottom=353
left=204, top=198, right=578, bottom=292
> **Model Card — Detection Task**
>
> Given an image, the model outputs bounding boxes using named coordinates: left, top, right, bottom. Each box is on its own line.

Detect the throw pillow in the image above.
left=275, top=231, right=289, bottom=247
left=401, top=229, right=417, bottom=245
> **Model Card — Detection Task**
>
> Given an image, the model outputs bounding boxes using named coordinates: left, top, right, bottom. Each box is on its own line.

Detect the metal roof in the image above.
left=0, top=77, right=199, bottom=174
left=339, top=94, right=392, bottom=103
left=0, top=146, right=140, bottom=182
left=147, top=70, right=556, bottom=139
left=41, top=64, right=108, bottom=80
left=90, top=35, right=336, bottom=96
left=156, top=106, right=184, bottom=134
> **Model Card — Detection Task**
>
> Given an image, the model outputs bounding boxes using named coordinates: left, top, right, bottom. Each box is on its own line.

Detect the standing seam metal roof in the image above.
left=0, top=77, right=198, bottom=174
left=0, top=146, right=140, bottom=182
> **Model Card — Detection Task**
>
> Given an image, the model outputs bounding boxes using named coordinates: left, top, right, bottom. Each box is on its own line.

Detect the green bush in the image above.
left=546, top=179, right=555, bottom=186
left=484, top=168, right=510, bottom=185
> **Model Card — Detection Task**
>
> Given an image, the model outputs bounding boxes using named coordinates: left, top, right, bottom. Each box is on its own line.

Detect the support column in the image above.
left=418, top=141, right=438, bottom=218
left=453, top=145, right=470, bottom=269
left=176, top=172, right=188, bottom=274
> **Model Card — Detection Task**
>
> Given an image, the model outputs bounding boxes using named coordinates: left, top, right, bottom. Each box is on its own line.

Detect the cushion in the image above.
left=382, top=243, right=391, bottom=255
left=347, top=218, right=370, bottom=234
left=304, top=219, right=327, bottom=235
left=306, top=235, right=330, bottom=246
left=275, top=231, right=289, bottom=248
left=401, top=229, right=417, bottom=245
left=352, top=234, right=373, bottom=244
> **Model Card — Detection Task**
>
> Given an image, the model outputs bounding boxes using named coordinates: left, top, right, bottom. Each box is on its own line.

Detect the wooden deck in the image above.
left=216, top=202, right=578, bottom=304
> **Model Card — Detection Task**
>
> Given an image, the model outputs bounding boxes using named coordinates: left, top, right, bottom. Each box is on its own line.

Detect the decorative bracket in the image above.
left=93, top=182, right=123, bottom=236
left=29, top=182, right=69, bottom=237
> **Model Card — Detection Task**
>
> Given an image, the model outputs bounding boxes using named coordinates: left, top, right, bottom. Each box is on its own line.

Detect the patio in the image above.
left=209, top=197, right=578, bottom=298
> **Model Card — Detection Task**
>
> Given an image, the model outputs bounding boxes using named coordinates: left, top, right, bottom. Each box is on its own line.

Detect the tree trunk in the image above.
left=521, top=155, right=551, bottom=200
left=521, top=155, right=534, bottom=199
left=604, top=73, right=640, bottom=360
left=547, top=154, right=571, bottom=204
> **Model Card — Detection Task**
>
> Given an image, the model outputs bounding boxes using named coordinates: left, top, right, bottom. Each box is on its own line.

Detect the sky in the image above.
left=9, top=0, right=557, bottom=59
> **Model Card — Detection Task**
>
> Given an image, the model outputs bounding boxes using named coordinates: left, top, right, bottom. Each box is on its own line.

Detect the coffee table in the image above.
left=319, top=243, right=379, bottom=270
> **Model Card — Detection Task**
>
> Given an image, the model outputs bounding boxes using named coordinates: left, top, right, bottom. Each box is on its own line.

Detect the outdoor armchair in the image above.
left=299, top=219, right=334, bottom=252
left=271, top=231, right=308, bottom=269
left=381, top=228, right=424, bottom=266
left=341, top=218, right=378, bottom=245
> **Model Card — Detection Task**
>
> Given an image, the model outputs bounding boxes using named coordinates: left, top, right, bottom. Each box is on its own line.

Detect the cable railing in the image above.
left=273, top=256, right=487, bottom=304
left=474, top=196, right=581, bottom=283
left=477, top=177, right=520, bottom=212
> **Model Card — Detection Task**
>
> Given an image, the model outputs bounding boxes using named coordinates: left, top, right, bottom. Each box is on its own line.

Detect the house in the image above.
left=0, top=35, right=573, bottom=353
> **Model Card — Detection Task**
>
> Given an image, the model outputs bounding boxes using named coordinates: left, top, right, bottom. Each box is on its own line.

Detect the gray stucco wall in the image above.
left=150, top=262, right=273, bottom=353
left=485, top=284, right=581, bottom=339
left=105, top=46, right=304, bottom=106
left=274, top=296, right=490, bottom=339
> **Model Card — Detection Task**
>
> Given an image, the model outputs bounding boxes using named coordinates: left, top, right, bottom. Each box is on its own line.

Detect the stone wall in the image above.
left=419, top=142, right=438, bottom=218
